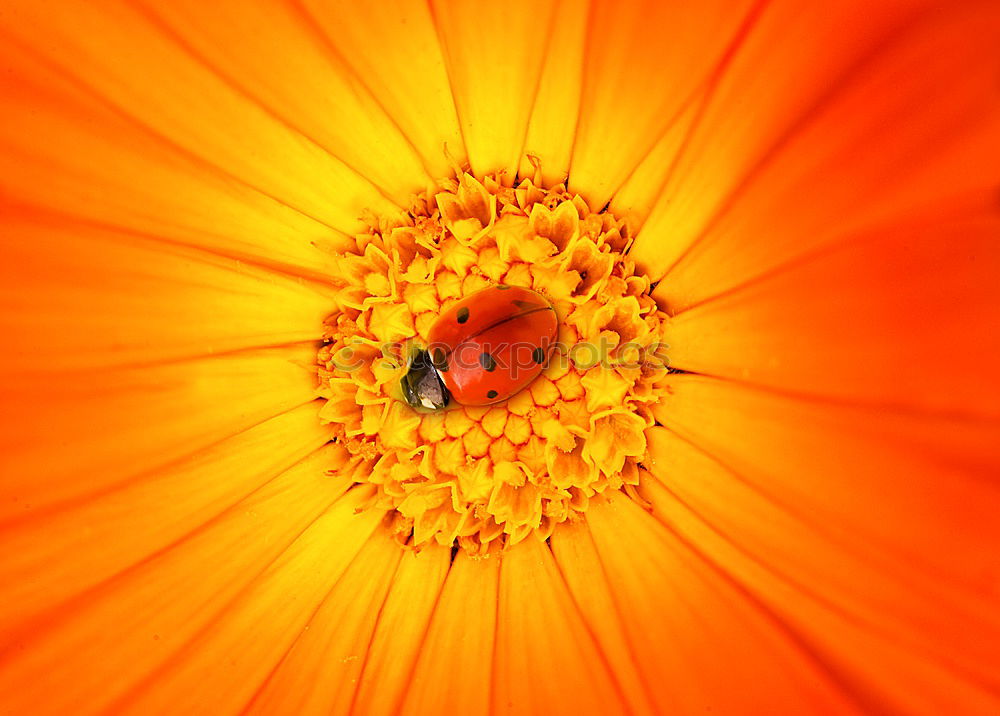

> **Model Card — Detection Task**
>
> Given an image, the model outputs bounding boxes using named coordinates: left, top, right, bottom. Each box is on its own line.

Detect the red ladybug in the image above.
left=401, top=285, right=558, bottom=410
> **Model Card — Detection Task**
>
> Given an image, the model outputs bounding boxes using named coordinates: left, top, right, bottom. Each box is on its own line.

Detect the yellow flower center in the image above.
left=317, top=164, right=669, bottom=554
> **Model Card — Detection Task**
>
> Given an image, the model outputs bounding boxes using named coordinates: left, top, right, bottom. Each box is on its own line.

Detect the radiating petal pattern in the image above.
left=301, top=0, right=468, bottom=179
left=651, top=375, right=1000, bottom=599
left=662, top=195, right=1000, bottom=414
left=0, top=0, right=398, bottom=238
left=0, top=450, right=359, bottom=713
left=244, top=529, right=404, bottom=714
left=583, top=493, right=861, bottom=713
left=0, top=404, right=332, bottom=637
left=400, top=550, right=500, bottom=715
left=429, top=0, right=558, bottom=181
left=0, top=41, right=349, bottom=274
left=493, top=534, right=625, bottom=714
left=351, top=545, right=451, bottom=716
left=0, top=213, right=339, bottom=373
left=634, top=1, right=1000, bottom=299
left=117, top=486, right=384, bottom=714
left=569, top=0, right=759, bottom=211
left=1, top=0, right=998, bottom=714
left=0, top=347, right=319, bottom=519
left=516, top=0, right=589, bottom=185
left=644, top=426, right=1000, bottom=710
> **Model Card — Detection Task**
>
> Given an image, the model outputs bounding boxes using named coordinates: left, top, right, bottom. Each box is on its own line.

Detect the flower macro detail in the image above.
left=317, top=168, right=669, bottom=552
left=2, top=0, right=999, bottom=714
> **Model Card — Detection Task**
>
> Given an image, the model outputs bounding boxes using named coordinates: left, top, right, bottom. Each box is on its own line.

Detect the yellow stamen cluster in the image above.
left=317, top=166, right=669, bottom=553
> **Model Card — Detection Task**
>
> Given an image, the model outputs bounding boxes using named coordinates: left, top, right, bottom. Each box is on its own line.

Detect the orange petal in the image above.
left=0, top=45, right=350, bottom=272
left=637, top=2, right=1000, bottom=302
left=301, top=0, right=466, bottom=179
left=352, top=545, right=451, bottom=716
left=0, top=0, right=397, bottom=237
left=0, top=404, right=333, bottom=636
left=131, top=0, right=434, bottom=201
left=651, top=374, right=1000, bottom=590
left=569, top=0, right=759, bottom=209
left=549, top=520, right=657, bottom=714
left=244, top=532, right=404, bottom=714
left=586, top=492, right=860, bottom=713
left=644, top=427, right=1000, bottom=704
left=661, top=198, right=1000, bottom=415
left=0, top=456, right=368, bottom=713
left=0, top=212, right=338, bottom=374
left=429, top=0, right=558, bottom=180
left=516, top=0, right=588, bottom=184
left=117, top=487, right=385, bottom=714
left=399, top=550, right=499, bottom=715
left=492, top=535, right=625, bottom=714
left=0, top=345, right=319, bottom=520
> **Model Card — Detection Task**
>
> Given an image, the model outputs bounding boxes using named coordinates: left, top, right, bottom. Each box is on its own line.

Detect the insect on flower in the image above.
left=400, top=285, right=558, bottom=410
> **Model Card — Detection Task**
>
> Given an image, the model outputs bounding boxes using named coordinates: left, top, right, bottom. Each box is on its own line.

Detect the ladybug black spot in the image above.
left=487, top=390, right=499, bottom=399
left=532, top=347, right=546, bottom=365
left=479, top=353, right=496, bottom=372
left=456, top=307, right=470, bottom=323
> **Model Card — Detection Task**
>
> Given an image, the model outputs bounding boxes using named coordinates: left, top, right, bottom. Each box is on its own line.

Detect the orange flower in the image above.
left=2, top=1, right=999, bottom=714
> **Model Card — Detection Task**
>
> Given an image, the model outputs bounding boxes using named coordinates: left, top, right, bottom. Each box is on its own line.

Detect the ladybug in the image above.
left=401, top=285, right=558, bottom=410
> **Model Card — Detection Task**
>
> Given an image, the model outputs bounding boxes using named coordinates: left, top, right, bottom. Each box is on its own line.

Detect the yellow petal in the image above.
left=400, top=550, right=500, bottom=715
left=132, top=0, right=434, bottom=203
left=569, top=0, right=759, bottom=209
left=0, top=346, right=318, bottom=521
left=493, top=536, right=625, bottom=713
left=351, top=545, right=451, bottom=716
left=586, top=492, right=859, bottom=713
left=0, top=216, right=338, bottom=373
left=429, top=0, right=557, bottom=179
left=0, top=0, right=399, bottom=236
left=517, top=0, right=588, bottom=184
left=550, top=520, right=659, bottom=714
left=244, top=532, right=404, bottom=714
left=0, top=407, right=334, bottom=636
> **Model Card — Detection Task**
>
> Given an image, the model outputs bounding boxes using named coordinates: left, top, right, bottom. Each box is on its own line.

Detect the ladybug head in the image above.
left=401, top=349, right=451, bottom=411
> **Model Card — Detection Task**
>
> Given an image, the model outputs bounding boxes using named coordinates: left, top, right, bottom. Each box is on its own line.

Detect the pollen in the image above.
left=316, top=163, right=670, bottom=553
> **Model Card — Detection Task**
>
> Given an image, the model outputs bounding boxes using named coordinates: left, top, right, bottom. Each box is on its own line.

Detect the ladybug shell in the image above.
left=427, top=285, right=557, bottom=406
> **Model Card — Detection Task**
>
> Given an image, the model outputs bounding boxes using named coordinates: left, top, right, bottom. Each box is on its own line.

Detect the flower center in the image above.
left=316, top=164, right=669, bottom=553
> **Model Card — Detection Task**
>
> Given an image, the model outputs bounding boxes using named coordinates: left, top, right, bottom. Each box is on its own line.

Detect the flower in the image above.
left=1, top=1, right=999, bottom=714
left=317, top=170, right=668, bottom=551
